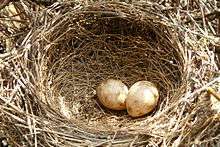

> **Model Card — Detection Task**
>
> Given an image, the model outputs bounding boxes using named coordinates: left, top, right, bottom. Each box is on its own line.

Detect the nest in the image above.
left=0, top=0, right=220, bottom=146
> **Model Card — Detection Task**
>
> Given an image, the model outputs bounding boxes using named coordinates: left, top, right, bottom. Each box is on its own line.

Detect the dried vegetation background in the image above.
left=0, top=0, right=220, bottom=146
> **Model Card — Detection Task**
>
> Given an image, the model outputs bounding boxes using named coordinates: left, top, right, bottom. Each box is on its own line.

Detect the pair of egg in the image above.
left=96, top=79, right=159, bottom=117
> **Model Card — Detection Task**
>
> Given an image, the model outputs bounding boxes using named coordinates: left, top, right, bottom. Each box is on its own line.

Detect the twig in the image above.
left=207, top=87, right=220, bottom=101
left=0, top=0, right=10, bottom=10
left=185, top=10, right=220, bottom=24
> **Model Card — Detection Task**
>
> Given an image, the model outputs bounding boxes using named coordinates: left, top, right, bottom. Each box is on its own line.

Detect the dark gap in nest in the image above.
left=0, top=43, right=5, bottom=54
left=81, top=14, right=158, bottom=44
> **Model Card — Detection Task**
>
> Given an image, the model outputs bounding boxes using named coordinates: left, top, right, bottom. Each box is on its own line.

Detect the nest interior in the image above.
left=32, top=2, right=185, bottom=133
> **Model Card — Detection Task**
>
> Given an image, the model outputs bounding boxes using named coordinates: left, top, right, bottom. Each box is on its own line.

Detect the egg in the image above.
left=96, top=79, right=128, bottom=110
left=126, top=81, right=159, bottom=117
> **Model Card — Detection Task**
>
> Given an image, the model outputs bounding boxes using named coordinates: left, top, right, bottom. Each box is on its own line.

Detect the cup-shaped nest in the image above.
left=1, top=1, right=219, bottom=146
left=34, top=2, right=185, bottom=132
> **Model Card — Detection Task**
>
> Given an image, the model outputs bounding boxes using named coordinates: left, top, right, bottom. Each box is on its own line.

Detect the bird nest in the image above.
left=0, top=1, right=220, bottom=146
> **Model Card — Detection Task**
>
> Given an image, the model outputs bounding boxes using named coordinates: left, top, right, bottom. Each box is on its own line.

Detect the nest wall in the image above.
left=0, top=1, right=220, bottom=146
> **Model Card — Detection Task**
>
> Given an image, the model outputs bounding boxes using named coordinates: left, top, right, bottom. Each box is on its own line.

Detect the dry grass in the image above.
left=0, top=0, right=220, bottom=146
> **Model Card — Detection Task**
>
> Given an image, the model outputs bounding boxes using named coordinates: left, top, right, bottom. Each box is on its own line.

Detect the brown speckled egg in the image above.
left=126, top=81, right=159, bottom=117
left=96, top=79, right=128, bottom=110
